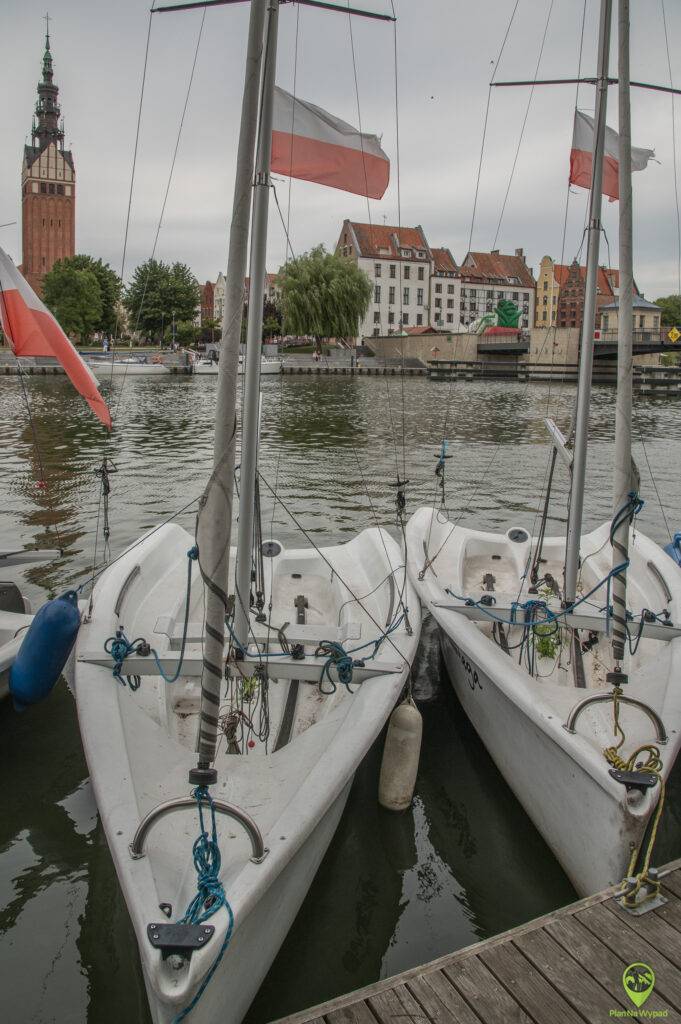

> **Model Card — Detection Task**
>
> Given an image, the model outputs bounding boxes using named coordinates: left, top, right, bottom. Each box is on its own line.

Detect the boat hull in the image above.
left=437, top=630, right=646, bottom=896
left=145, top=781, right=351, bottom=1024
left=88, top=361, right=170, bottom=377
left=194, top=359, right=282, bottom=376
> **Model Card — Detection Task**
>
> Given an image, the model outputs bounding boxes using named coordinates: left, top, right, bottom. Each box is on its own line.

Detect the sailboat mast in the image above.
left=233, top=0, right=279, bottom=650
left=610, top=0, right=634, bottom=665
left=564, top=0, right=613, bottom=605
left=193, top=0, right=267, bottom=778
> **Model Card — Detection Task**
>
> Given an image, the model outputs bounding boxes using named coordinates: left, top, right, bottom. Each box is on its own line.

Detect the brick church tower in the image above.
left=21, top=24, right=75, bottom=295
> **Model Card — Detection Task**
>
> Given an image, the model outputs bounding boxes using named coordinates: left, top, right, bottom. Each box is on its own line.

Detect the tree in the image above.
left=278, top=245, right=372, bottom=350
left=43, top=262, right=103, bottom=343
left=50, top=255, right=122, bottom=334
left=654, top=294, right=681, bottom=327
left=175, top=320, right=200, bottom=347
left=124, top=259, right=200, bottom=342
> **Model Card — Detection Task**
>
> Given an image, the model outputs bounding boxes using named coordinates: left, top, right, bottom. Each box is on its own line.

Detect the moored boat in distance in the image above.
left=88, top=356, right=170, bottom=377
left=193, top=355, right=282, bottom=376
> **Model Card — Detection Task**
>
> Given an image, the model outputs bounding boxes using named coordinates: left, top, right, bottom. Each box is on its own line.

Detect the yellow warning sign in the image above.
left=668, top=326, right=680, bottom=343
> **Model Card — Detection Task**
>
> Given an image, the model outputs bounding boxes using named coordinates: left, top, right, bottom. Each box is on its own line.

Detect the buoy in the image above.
left=664, top=533, right=681, bottom=567
left=378, top=697, right=422, bottom=812
left=9, top=590, right=81, bottom=711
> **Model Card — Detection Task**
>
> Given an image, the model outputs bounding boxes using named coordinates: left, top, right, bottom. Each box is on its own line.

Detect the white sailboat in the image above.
left=88, top=356, right=170, bottom=377
left=74, top=3, right=418, bottom=1023
left=407, top=0, right=681, bottom=898
left=193, top=354, right=282, bottom=375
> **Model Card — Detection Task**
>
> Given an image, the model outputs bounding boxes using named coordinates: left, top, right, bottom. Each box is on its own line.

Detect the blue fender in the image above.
left=664, top=532, right=681, bottom=567
left=9, top=591, right=81, bottom=711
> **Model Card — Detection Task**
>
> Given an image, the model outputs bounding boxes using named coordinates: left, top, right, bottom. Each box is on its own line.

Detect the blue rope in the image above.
left=104, top=546, right=198, bottom=688
left=172, top=785, right=234, bottom=1024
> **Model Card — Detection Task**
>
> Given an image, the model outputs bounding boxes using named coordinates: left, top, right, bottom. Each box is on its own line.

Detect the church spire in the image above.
left=33, top=15, right=64, bottom=151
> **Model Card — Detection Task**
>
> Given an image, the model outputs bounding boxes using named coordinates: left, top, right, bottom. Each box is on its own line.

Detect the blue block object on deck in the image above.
left=665, top=533, right=681, bottom=567
left=9, top=590, right=81, bottom=710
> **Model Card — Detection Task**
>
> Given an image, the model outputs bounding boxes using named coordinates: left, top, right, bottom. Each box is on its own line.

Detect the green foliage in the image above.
left=52, top=255, right=122, bottom=334
left=43, top=262, right=103, bottom=342
left=174, top=320, right=199, bottom=346
left=653, top=294, right=681, bottom=327
left=124, top=259, right=200, bottom=341
left=533, top=624, right=559, bottom=660
left=495, top=299, right=521, bottom=328
left=278, top=245, right=372, bottom=342
left=660, top=351, right=680, bottom=366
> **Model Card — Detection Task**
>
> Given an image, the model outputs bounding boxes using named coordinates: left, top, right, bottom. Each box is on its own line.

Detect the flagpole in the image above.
left=564, top=0, right=612, bottom=605
left=192, top=0, right=267, bottom=779
left=610, top=0, right=634, bottom=667
left=233, top=0, right=279, bottom=651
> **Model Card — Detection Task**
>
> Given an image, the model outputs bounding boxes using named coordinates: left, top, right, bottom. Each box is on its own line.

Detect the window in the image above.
left=49, top=183, right=55, bottom=194
left=389, top=264, right=396, bottom=278
left=469, top=288, right=476, bottom=297
left=400, top=248, right=410, bottom=257
left=374, top=285, right=381, bottom=304
left=542, top=311, right=547, bottom=322
left=447, top=299, right=453, bottom=309
left=523, top=305, right=529, bottom=314
left=402, top=312, right=409, bottom=324
left=373, top=327, right=380, bottom=337
left=373, top=311, right=380, bottom=324
left=416, top=313, right=423, bottom=325
left=435, top=298, right=441, bottom=308
left=543, top=280, right=548, bottom=290
left=470, top=303, right=477, bottom=312
left=404, top=266, right=411, bottom=280
left=602, top=315, right=609, bottom=330
left=389, top=286, right=395, bottom=304
left=418, top=266, right=424, bottom=281
left=417, top=288, right=424, bottom=305
left=486, top=302, right=493, bottom=312
left=57, top=184, right=64, bottom=195
left=460, top=315, right=466, bottom=324
left=435, top=283, right=442, bottom=294
left=460, top=301, right=466, bottom=310
left=447, top=284, right=454, bottom=294
left=461, top=288, right=467, bottom=297
left=543, top=296, right=548, bottom=305
left=403, top=287, right=410, bottom=304
left=375, top=263, right=381, bottom=277
left=388, top=311, right=395, bottom=324
left=512, top=292, right=519, bottom=301
left=40, top=183, right=47, bottom=193
left=522, top=318, right=528, bottom=327
left=639, top=315, right=645, bottom=328
left=446, top=314, right=453, bottom=323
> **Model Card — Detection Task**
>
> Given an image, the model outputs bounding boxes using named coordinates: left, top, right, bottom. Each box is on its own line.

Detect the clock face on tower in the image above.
left=21, top=24, right=75, bottom=296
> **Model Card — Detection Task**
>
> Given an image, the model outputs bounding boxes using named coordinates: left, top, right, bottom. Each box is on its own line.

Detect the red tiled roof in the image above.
left=432, top=247, right=457, bottom=274
left=405, top=325, right=438, bottom=335
left=347, top=222, right=430, bottom=260
left=462, top=251, right=535, bottom=288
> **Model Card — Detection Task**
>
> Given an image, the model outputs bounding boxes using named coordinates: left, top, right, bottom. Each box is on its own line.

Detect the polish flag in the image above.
left=569, top=109, right=654, bottom=202
left=271, top=86, right=390, bottom=199
left=0, top=247, right=111, bottom=429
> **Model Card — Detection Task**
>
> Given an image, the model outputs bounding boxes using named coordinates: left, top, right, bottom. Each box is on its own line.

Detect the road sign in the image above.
left=668, top=326, right=680, bottom=343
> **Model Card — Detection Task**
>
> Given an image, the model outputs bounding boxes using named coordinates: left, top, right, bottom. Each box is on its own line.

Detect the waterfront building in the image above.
left=600, top=295, right=662, bottom=337
left=456, top=249, right=535, bottom=330
left=213, top=272, right=226, bottom=325
left=21, top=25, right=75, bottom=296
left=535, top=255, right=636, bottom=330
left=200, top=281, right=215, bottom=324
left=430, top=248, right=458, bottom=330
left=336, top=220, right=433, bottom=337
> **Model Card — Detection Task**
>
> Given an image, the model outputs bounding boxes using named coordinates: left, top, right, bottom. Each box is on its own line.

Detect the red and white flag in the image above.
left=569, top=109, right=654, bottom=201
left=0, top=247, right=111, bottom=429
left=271, top=86, right=390, bottom=199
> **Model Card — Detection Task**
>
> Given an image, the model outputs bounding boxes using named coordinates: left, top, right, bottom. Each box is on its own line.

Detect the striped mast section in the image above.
left=611, top=0, right=634, bottom=665
left=193, top=0, right=267, bottom=775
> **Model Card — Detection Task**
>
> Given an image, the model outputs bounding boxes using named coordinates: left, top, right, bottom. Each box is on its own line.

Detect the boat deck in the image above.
left=271, top=859, right=681, bottom=1024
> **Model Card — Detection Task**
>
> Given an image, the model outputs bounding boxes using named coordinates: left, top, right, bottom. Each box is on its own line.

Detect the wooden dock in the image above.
left=273, top=859, right=681, bottom=1024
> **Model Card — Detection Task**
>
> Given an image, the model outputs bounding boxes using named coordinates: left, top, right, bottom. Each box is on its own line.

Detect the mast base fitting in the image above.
left=188, top=767, right=218, bottom=786
left=607, top=670, right=629, bottom=687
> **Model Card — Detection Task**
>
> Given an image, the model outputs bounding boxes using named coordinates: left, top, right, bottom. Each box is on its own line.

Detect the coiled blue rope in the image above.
left=104, top=546, right=198, bottom=688
left=172, top=785, right=234, bottom=1024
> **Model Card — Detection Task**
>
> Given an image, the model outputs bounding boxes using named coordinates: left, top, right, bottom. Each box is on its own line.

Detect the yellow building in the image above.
left=535, top=256, right=561, bottom=327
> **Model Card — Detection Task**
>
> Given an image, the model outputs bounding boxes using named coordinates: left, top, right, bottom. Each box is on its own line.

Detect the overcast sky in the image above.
left=2, top=0, right=680, bottom=299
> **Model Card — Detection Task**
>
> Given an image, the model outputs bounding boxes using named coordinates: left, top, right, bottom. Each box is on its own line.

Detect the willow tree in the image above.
left=278, top=245, right=372, bottom=350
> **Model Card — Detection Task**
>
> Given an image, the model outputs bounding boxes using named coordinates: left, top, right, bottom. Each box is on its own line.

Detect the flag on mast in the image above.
left=569, top=109, right=654, bottom=201
left=0, top=247, right=112, bottom=429
left=271, top=86, right=390, bottom=199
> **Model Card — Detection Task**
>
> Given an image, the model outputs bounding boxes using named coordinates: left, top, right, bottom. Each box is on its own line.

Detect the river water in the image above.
left=1, top=372, right=680, bottom=1023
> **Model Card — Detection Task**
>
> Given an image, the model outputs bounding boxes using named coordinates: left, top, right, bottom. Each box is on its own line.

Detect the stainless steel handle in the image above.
left=129, top=797, right=269, bottom=863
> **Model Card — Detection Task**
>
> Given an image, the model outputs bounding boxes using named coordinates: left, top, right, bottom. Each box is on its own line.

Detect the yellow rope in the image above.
left=603, top=689, right=665, bottom=907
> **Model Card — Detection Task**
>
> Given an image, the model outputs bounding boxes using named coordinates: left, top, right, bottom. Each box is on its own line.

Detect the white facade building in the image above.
left=213, top=271, right=226, bottom=325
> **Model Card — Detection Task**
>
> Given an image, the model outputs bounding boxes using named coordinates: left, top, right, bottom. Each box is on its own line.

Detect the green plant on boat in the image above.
left=533, top=623, right=560, bottom=660
left=240, top=675, right=260, bottom=701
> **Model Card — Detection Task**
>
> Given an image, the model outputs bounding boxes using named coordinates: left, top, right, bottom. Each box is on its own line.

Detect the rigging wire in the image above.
left=661, top=0, right=681, bottom=301
left=285, top=0, right=301, bottom=260
left=492, top=0, right=555, bottom=250
left=467, top=0, right=520, bottom=253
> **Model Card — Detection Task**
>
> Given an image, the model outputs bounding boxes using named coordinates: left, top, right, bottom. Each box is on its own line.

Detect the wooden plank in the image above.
left=654, top=888, right=681, bottom=936
left=516, top=923, right=629, bottom=1018
left=604, top=900, right=681, bottom=970
left=369, top=983, right=428, bottom=1024
left=661, top=867, right=681, bottom=900
left=546, top=914, right=677, bottom=1016
left=326, top=1006, right=375, bottom=1024
left=407, top=972, right=482, bottom=1024
left=577, top=903, right=681, bottom=1011
left=442, top=957, right=533, bottom=1024
left=480, top=940, right=583, bottom=1024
